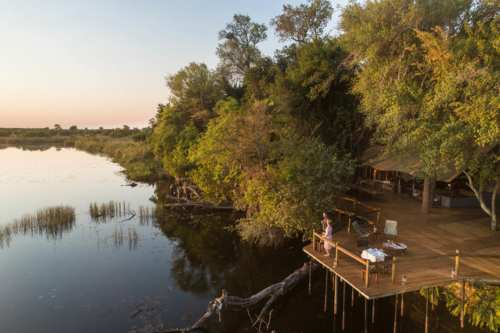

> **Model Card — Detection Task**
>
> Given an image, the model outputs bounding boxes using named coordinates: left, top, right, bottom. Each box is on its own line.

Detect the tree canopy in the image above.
left=271, top=0, right=333, bottom=43
left=217, top=14, right=268, bottom=83
left=150, top=0, right=499, bottom=238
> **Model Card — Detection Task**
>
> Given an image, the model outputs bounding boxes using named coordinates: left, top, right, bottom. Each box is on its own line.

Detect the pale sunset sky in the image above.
left=1, top=0, right=346, bottom=128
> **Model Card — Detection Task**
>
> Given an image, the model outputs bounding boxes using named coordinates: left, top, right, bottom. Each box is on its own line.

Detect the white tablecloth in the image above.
left=361, top=248, right=387, bottom=263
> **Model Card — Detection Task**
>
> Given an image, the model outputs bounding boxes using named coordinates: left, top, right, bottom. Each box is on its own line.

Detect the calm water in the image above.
left=0, top=147, right=304, bottom=333
left=0, top=147, right=483, bottom=333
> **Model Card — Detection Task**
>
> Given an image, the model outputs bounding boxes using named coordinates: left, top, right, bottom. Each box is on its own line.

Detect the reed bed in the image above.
left=89, top=201, right=130, bottom=221
left=0, top=206, right=76, bottom=248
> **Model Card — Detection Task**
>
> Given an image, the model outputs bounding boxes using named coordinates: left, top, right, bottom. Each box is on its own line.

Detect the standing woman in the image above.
left=323, top=214, right=334, bottom=257
left=321, top=211, right=331, bottom=232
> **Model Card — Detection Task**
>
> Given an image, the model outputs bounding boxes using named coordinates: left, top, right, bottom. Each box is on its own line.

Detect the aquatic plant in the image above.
left=89, top=201, right=130, bottom=221
left=0, top=206, right=76, bottom=248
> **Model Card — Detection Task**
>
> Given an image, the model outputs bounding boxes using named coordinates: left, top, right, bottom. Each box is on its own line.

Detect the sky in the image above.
left=0, top=0, right=347, bottom=129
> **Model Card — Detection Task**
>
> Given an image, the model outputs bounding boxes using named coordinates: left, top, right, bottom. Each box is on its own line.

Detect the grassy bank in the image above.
left=74, top=136, right=163, bottom=182
left=0, top=128, right=163, bottom=183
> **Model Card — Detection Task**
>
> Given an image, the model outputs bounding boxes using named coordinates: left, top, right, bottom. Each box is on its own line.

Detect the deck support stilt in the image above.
left=371, top=299, right=375, bottom=324
left=400, top=293, right=404, bottom=317
left=364, top=298, right=368, bottom=333
left=334, top=275, right=339, bottom=315
left=393, top=294, right=399, bottom=333
left=460, top=280, right=465, bottom=328
left=324, top=269, right=329, bottom=313
left=351, top=287, right=355, bottom=307
left=308, top=261, right=312, bottom=296
left=342, top=281, right=346, bottom=330
left=425, top=289, right=429, bottom=333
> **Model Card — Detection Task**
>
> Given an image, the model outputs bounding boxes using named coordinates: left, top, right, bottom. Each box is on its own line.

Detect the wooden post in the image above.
left=425, top=289, right=429, bottom=333
left=392, top=257, right=397, bottom=283
left=334, top=242, right=339, bottom=267
left=313, top=232, right=317, bottom=251
left=342, top=281, right=346, bottom=330
left=393, top=294, right=399, bottom=333
left=348, top=216, right=351, bottom=233
left=422, top=176, right=434, bottom=214
left=308, top=261, right=312, bottom=296
left=455, top=250, right=460, bottom=279
left=351, top=287, right=355, bottom=307
left=460, top=279, right=465, bottom=328
left=400, top=293, right=404, bottom=317
left=334, top=275, right=339, bottom=315
left=365, top=261, right=370, bottom=288
left=371, top=299, right=375, bottom=324
left=324, top=269, right=329, bottom=312
left=364, top=298, right=368, bottom=333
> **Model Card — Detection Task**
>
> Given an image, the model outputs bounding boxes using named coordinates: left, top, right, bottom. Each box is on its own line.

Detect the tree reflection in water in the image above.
left=154, top=204, right=305, bottom=299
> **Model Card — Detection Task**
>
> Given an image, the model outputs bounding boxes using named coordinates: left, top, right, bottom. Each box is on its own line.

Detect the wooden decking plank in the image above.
left=304, top=193, right=500, bottom=300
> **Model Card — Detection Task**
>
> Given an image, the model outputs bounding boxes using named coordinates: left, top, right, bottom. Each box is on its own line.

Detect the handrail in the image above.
left=332, top=207, right=355, bottom=217
left=312, top=231, right=371, bottom=287
left=357, top=202, right=380, bottom=213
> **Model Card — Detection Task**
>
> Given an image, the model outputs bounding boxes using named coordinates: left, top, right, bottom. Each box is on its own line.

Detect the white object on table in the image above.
left=361, top=248, right=387, bottom=263
left=383, top=240, right=407, bottom=251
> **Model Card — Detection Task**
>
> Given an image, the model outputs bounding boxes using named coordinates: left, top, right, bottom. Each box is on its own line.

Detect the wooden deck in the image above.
left=304, top=193, right=500, bottom=300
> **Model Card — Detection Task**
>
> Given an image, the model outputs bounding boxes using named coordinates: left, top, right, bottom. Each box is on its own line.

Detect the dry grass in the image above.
left=89, top=201, right=130, bottom=221
left=0, top=206, right=76, bottom=248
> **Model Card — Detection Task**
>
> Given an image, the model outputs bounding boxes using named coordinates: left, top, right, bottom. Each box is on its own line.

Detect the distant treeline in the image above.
left=0, top=126, right=162, bottom=183
left=0, top=126, right=149, bottom=141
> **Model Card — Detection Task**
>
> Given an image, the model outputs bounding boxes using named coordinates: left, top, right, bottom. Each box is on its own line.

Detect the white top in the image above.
left=324, top=224, right=333, bottom=240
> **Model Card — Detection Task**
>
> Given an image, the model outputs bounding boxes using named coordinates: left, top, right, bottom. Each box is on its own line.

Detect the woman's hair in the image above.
left=323, top=211, right=330, bottom=219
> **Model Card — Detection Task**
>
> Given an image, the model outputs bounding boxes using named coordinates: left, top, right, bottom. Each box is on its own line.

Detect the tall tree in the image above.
left=340, top=0, right=474, bottom=213
left=166, top=62, right=224, bottom=130
left=216, top=14, right=267, bottom=83
left=412, top=3, right=499, bottom=230
left=271, top=0, right=333, bottom=43
left=272, top=38, right=363, bottom=152
left=150, top=63, right=224, bottom=178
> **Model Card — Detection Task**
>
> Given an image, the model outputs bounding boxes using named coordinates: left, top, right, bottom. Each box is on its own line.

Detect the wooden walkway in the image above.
left=304, top=193, right=500, bottom=300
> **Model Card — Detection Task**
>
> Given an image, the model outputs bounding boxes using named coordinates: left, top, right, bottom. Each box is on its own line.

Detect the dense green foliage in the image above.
left=421, top=283, right=500, bottom=332
left=149, top=0, right=498, bottom=239
left=150, top=12, right=359, bottom=240
left=341, top=0, right=499, bottom=229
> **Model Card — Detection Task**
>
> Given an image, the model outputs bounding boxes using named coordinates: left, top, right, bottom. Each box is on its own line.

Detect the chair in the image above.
left=384, top=220, right=398, bottom=240
left=352, top=217, right=371, bottom=248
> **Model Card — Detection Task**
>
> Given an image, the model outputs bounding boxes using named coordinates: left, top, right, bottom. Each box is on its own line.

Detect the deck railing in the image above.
left=332, top=196, right=381, bottom=232
left=313, top=231, right=372, bottom=287
left=310, top=231, right=466, bottom=291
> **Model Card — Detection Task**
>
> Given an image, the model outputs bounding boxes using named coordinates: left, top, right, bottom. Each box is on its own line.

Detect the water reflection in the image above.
left=155, top=205, right=305, bottom=299
left=89, top=201, right=132, bottom=221
left=0, top=206, right=75, bottom=248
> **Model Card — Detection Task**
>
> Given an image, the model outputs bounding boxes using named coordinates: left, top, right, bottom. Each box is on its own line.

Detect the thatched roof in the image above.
left=361, top=146, right=461, bottom=183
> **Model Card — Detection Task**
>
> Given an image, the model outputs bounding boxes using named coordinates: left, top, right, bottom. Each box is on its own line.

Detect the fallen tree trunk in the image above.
left=160, top=261, right=319, bottom=333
